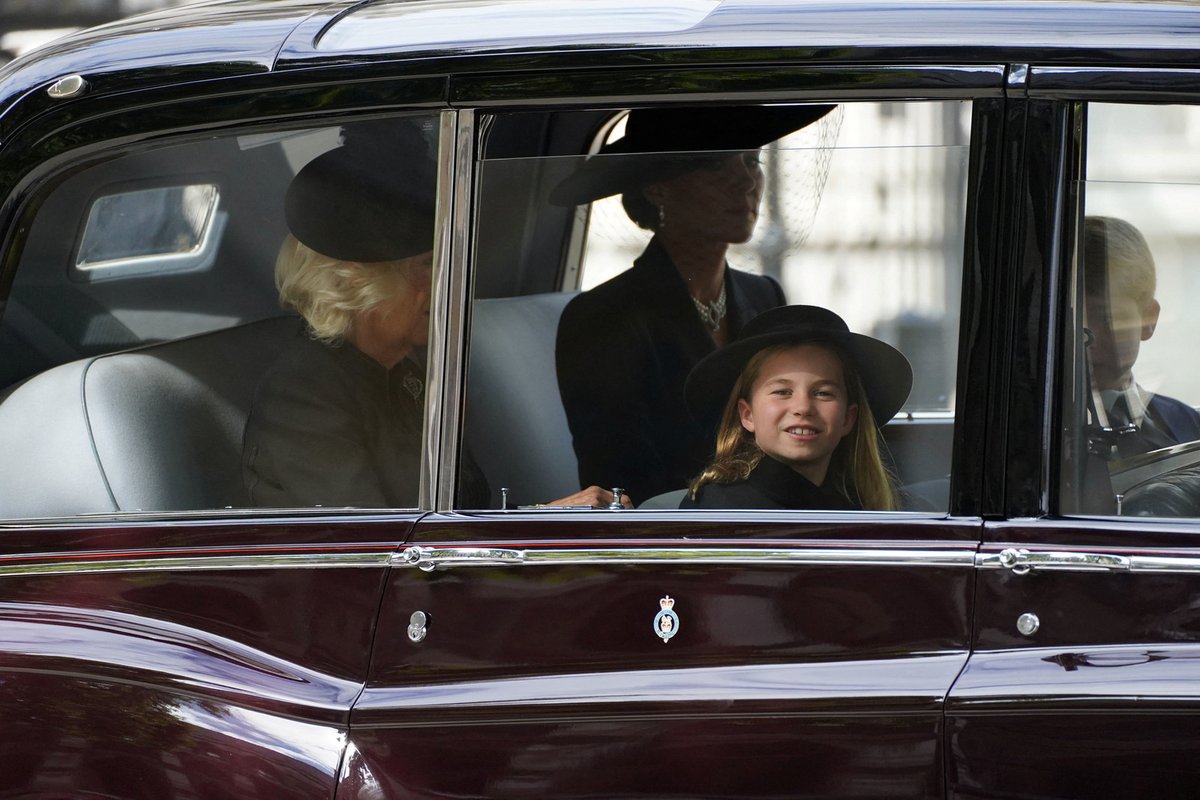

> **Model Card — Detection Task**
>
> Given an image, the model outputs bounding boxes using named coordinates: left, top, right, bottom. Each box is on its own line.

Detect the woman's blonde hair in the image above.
left=688, top=341, right=899, bottom=510
left=275, top=234, right=419, bottom=342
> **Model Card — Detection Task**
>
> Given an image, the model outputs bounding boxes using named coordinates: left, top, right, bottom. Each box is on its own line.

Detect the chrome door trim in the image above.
left=431, top=107, right=476, bottom=513
left=395, top=545, right=975, bottom=572
left=423, top=108, right=471, bottom=512
left=1132, top=555, right=1200, bottom=573
left=978, top=547, right=1200, bottom=574
left=353, top=653, right=971, bottom=718
left=0, top=551, right=393, bottom=579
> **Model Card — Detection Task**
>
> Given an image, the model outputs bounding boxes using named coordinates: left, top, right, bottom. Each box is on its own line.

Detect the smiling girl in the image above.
left=682, top=305, right=912, bottom=510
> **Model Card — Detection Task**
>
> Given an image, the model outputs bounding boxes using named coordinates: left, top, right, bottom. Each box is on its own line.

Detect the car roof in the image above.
left=279, top=0, right=1200, bottom=65
left=2, top=0, right=1200, bottom=125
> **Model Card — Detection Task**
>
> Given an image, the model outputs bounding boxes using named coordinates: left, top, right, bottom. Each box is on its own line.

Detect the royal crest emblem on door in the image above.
left=653, top=595, right=679, bottom=643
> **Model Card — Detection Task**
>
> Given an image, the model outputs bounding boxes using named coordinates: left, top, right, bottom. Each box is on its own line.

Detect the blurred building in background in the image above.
left=0, top=0, right=195, bottom=63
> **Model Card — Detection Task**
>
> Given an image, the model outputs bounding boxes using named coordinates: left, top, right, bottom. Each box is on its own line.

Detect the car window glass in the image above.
left=74, top=183, right=222, bottom=279
left=0, top=113, right=445, bottom=521
left=1060, top=103, right=1200, bottom=518
left=463, top=101, right=969, bottom=512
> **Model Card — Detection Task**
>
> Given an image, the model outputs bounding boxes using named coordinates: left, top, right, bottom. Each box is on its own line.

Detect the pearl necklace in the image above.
left=691, top=283, right=727, bottom=332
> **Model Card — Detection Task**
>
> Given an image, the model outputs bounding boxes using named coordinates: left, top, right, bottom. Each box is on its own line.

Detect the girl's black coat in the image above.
left=681, top=454, right=858, bottom=510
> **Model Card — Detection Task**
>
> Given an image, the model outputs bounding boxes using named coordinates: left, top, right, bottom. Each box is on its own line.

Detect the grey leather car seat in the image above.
left=0, top=316, right=300, bottom=518
left=466, top=292, right=580, bottom=507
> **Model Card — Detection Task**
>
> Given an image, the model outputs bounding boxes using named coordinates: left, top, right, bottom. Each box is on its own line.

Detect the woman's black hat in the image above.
left=548, top=104, right=836, bottom=206
left=285, top=139, right=436, bottom=263
left=685, top=305, right=913, bottom=426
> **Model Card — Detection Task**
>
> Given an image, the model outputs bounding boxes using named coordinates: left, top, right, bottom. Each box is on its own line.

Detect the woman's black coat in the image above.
left=243, top=329, right=488, bottom=508
left=555, top=236, right=785, bottom=503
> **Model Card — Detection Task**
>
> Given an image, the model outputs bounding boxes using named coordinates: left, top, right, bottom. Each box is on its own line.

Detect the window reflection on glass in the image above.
left=1064, top=103, right=1200, bottom=518
left=580, top=102, right=969, bottom=414
left=1086, top=104, right=1200, bottom=415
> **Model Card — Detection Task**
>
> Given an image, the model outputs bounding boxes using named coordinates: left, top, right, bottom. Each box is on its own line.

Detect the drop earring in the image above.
left=657, top=204, right=666, bottom=230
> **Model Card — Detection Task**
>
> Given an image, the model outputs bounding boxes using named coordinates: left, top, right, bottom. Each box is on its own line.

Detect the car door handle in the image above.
left=980, top=548, right=1131, bottom=574
left=398, top=546, right=525, bottom=571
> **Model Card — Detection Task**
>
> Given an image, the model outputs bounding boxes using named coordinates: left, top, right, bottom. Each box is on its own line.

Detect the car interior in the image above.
left=0, top=104, right=961, bottom=519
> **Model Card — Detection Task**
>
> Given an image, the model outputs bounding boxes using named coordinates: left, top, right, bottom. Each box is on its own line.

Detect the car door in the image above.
left=340, top=76, right=1008, bottom=798
left=948, top=72, right=1200, bottom=798
left=0, top=73, right=450, bottom=796
left=347, top=516, right=978, bottom=798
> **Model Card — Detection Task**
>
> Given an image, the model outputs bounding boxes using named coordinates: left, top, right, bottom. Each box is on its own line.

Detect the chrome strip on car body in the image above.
left=0, top=551, right=393, bottom=578
left=353, top=654, right=970, bottom=720
left=1130, top=555, right=1200, bottom=573
left=394, top=545, right=975, bottom=572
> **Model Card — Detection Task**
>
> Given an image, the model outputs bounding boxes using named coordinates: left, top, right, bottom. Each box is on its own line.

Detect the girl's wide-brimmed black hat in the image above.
left=685, top=305, right=913, bottom=426
left=548, top=104, right=836, bottom=207
left=285, top=141, right=435, bottom=263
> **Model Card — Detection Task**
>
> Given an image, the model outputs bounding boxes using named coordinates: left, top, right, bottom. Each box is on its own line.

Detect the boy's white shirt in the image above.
left=1092, top=379, right=1152, bottom=428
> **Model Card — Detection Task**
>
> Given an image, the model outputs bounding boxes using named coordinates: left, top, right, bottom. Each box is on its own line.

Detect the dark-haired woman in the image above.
left=552, top=104, right=835, bottom=502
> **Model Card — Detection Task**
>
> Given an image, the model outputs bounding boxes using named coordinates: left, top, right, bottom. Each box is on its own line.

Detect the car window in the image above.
left=74, top=182, right=223, bottom=280
left=0, top=113, right=446, bottom=520
left=1060, top=102, right=1200, bottom=518
left=462, top=101, right=970, bottom=512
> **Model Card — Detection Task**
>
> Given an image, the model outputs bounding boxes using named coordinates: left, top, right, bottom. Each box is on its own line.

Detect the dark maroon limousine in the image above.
left=5, top=0, right=1200, bottom=797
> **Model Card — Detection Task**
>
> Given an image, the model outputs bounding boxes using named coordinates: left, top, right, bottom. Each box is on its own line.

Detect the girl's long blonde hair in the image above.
left=689, top=341, right=899, bottom=510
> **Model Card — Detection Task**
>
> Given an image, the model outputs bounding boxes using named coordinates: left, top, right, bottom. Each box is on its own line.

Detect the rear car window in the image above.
left=0, top=113, right=446, bottom=520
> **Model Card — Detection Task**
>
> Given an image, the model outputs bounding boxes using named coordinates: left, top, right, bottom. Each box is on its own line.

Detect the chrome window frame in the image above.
left=428, top=108, right=475, bottom=512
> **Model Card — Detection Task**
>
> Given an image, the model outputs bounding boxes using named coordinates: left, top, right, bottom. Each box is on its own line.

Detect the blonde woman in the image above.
left=241, top=134, right=466, bottom=508
left=682, top=305, right=911, bottom=510
left=244, top=133, right=630, bottom=509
